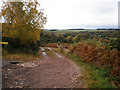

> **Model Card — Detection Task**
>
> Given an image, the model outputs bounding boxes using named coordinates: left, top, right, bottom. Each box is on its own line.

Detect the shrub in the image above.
left=46, top=43, right=58, bottom=48
left=68, top=39, right=120, bottom=85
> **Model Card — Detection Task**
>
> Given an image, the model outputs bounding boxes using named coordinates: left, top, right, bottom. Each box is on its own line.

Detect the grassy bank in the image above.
left=2, top=49, right=42, bottom=63
left=64, top=53, right=113, bottom=88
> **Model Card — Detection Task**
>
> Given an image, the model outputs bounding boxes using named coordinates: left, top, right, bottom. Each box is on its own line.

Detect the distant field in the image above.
left=45, top=30, right=115, bottom=34
left=59, top=30, right=111, bottom=32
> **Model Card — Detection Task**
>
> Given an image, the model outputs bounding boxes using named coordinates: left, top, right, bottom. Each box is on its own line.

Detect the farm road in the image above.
left=2, top=47, right=84, bottom=88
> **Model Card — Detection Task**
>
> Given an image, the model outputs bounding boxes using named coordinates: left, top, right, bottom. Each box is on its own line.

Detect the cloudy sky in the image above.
left=0, top=0, right=119, bottom=29
left=39, top=0, right=119, bottom=29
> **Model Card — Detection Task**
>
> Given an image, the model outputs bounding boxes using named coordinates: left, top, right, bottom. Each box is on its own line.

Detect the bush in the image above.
left=109, top=38, right=120, bottom=51
left=46, top=43, right=58, bottom=48
left=2, top=37, right=39, bottom=55
left=68, top=39, right=120, bottom=85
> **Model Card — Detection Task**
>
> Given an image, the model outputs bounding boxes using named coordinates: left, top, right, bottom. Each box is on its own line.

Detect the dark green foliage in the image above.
left=109, top=38, right=120, bottom=51
left=40, top=33, right=67, bottom=44
left=2, top=37, right=39, bottom=55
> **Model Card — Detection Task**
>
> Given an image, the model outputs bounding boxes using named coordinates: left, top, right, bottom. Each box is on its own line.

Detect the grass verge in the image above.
left=64, top=53, right=113, bottom=88
left=2, top=49, right=42, bottom=63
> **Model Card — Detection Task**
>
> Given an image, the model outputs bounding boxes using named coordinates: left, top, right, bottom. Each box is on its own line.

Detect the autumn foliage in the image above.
left=1, top=1, right=46, bottom=44
left=1, top=0, right=46, bottom=54
left=46, top=43, right=58, bottom=48
left=68, top=39, right=120, bottom=83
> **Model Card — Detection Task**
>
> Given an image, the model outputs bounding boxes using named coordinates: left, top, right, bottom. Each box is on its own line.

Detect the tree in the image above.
left=1, top=0, right=46, bottom=44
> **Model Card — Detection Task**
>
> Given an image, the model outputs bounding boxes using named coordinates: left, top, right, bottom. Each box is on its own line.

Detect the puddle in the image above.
left=48, top=47, right=52, bottom=51
left=40, top=47, right=45, bottom=51
left=42, top=52, right=47, bottom=56
left=55, top=53, right=64, bottom=58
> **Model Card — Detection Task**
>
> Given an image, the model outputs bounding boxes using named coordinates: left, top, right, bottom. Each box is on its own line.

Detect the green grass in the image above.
left=65, top=53, right=113, bottom=88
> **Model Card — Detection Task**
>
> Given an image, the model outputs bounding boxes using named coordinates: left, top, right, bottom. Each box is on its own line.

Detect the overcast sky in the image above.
left=39, top=0, right=119, bottom=29
left=0, top=0, right=119, bottom=29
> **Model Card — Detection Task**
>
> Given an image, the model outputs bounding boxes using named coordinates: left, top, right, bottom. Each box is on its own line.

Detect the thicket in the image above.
left=67, top=39, right=120, bottom=87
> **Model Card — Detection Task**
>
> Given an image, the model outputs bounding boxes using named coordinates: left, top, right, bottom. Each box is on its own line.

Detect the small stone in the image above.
left=10, top=86, right=13, bottom=88
left=75, top=81, right=79, bottom=84
left=17, top=86, right=22, bottom=88
left=24, top=85, right=29, bottom=87
left=16, top=77, right=18, bottom=79
left=20, top=83, right=23, bottom=85
left=54, top=86, right=57, bottom=88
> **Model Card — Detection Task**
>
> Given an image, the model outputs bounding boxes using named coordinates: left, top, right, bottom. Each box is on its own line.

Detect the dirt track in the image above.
left=2, top=47, right=84, bottom=88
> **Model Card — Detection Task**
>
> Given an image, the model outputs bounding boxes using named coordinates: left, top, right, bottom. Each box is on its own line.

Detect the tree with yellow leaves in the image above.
left=1, top=0, right=46, bottom=44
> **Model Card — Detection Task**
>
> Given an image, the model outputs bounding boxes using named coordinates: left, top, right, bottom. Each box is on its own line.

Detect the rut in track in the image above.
left=2, top=47, right=85, bottom=88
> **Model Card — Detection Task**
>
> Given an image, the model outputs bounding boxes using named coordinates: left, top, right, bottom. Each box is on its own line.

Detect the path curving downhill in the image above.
left=2, top=47, right=85, bottom=88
